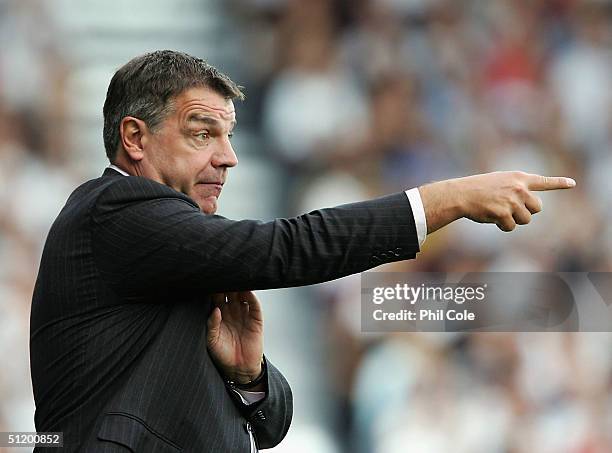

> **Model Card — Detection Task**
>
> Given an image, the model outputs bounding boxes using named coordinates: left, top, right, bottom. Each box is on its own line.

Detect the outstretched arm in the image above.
left=92, top=177, right=420, bottom=295
left=92, top=171, right=574, bottom=296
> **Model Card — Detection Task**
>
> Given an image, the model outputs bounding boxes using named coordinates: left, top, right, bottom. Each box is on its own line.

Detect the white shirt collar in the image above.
left=107, top=164, right=130, bottom=176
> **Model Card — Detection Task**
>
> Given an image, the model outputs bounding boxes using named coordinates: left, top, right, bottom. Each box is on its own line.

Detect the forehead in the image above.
left=173, top=86, right=236, bottom=123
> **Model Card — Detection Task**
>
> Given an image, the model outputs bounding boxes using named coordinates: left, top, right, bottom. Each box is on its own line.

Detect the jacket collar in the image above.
left=102, top=167, right=125, bottom=178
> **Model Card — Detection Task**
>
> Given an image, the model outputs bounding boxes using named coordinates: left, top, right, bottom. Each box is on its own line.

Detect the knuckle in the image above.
left=510, top=198, right=520, bottom=208
left=489, top=207, right=504, bottom=220
left=511, top=183, right=527, bottom=195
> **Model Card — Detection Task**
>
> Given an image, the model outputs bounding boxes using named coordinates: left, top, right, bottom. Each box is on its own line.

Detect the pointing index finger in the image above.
left=526, top=174, right=576, bottom=191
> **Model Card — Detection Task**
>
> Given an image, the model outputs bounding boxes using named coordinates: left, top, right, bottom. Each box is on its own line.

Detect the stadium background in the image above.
left=1, top=0, right=612, bottom=451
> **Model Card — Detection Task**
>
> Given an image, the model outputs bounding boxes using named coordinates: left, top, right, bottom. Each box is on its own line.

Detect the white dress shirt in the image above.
left=405, top=187, right=428, bottom=247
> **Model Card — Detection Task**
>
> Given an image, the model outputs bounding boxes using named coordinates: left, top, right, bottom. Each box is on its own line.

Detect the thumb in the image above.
left=206, top=306, right=222, bottom=346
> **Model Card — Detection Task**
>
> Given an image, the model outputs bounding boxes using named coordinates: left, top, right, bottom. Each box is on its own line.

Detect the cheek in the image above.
left=150, top=133, right=214, bottom=184
left=147, top=136, right=178, bottom=171
left=192, top=153, right=216, bottom=174
left=160, top=145, right=199, bottom=180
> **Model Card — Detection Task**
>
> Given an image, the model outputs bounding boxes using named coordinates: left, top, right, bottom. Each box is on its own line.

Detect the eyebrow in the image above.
left=187, top=114, right=237, bottom=129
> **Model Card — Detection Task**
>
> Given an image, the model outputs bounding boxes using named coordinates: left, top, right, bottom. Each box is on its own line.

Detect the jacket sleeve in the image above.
left=90, top=176, right=420, bottom=296
left=226, top=357, right=293, bottom=449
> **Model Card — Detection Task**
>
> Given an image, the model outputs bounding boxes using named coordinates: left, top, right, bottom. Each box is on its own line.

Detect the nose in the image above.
left=213, top=139, right=238, bottom=168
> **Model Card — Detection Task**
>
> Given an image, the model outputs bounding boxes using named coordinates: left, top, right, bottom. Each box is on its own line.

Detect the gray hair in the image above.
left=102, top=50, right=244, bottom=161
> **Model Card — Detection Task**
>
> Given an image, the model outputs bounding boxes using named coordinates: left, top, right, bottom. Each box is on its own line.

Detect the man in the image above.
left=30, top=50, right=575, bottom=452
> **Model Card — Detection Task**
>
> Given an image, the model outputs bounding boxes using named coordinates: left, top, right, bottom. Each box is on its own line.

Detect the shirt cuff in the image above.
left=405, top=187, right=427, bottom=248
left=232, top=389, right=266, bottom=406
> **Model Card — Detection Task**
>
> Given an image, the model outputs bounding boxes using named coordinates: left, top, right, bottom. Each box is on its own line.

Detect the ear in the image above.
left=119, top=116, right=149, bottom=161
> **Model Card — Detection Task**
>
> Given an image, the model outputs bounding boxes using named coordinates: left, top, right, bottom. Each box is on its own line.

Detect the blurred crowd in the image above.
left=0, top=0, right=79, bottom=439
left=1, top=0, right=612, bottom=451
left=228, top=0, right=612, bottom=451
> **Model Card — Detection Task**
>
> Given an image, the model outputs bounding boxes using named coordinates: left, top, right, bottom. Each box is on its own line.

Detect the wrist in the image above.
left=419, top=179, right=464, bottom=234
left=227, top=358, right=267, bottom=390
left=225, top=357, right=264, bottom=385
left=445, top=178, right=469, bottom=219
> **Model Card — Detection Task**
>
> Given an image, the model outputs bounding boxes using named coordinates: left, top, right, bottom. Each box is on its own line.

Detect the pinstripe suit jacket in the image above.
left=30, top=168, right=420, bottom=452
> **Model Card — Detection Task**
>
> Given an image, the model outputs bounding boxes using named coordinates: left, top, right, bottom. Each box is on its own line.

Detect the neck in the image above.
left=112, top=153, right=163, bottom=183
left=111, top=154, right=142, bottom=177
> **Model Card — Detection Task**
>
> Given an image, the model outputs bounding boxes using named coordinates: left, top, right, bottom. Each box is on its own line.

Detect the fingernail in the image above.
left=566, top=178, right=576, bottom=187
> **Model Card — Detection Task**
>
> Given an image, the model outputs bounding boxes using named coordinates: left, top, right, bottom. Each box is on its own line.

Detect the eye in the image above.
left=198, top=131, right=210, bottom=140
left=228, top=132, right=234, bottom=140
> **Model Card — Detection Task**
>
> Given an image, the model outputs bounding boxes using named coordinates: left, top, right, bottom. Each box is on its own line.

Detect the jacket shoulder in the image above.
left=93, top=176, right=199, bottom=216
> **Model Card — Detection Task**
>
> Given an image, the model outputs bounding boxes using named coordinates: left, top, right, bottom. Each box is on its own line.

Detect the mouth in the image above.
left=196, top=181, right=224, bottom=196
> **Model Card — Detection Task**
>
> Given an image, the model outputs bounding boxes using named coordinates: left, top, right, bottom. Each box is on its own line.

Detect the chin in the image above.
left=198, top=200, right=218, bottom=215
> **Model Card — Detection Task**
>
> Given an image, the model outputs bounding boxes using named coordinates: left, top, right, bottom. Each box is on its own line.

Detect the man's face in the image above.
left=143, top=86, right=238, bottom=214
